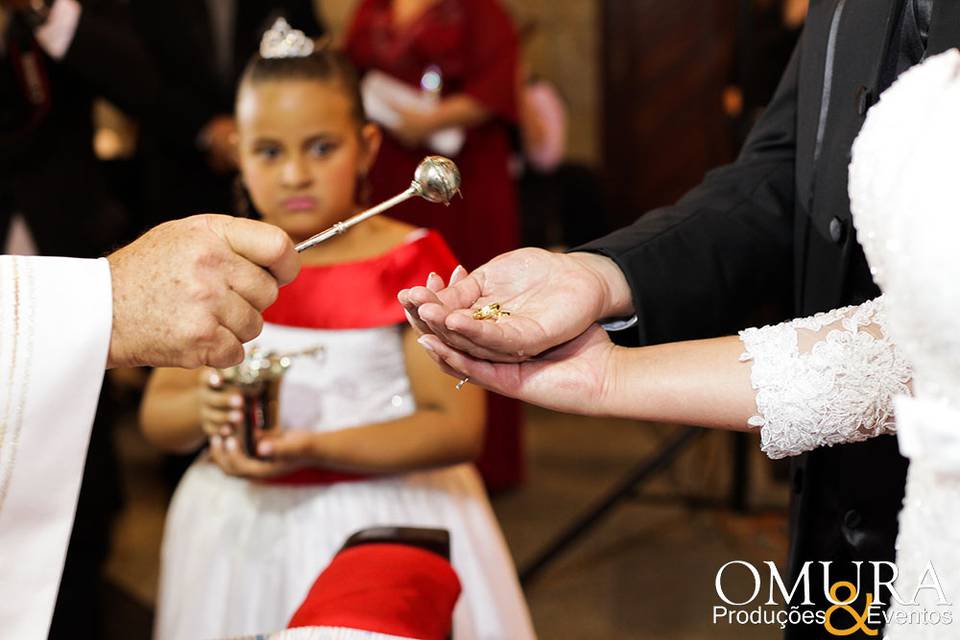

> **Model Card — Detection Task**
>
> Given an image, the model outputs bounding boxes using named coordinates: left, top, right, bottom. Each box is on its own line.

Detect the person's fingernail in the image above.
left=417, top=336, right=435, bottom=352
left=225, top=437, right=238, bottom=452
left=219, top=425, right=232, bottom=437
left=211, top=434, right=222, bottom=448
left=451, top=265, right=465, bottom=281
left=258, top=441, right=273, bottom=456
left=208, top=371, right=222, bottom=387
left=229, top=410, right=243, bottom=423
left=230, top=394, right=243, bottom=408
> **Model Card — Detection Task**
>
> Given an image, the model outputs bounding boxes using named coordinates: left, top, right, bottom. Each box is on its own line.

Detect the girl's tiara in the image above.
left=260, top=18, right=315, bottom=59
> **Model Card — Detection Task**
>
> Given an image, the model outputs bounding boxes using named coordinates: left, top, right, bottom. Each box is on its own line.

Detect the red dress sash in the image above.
left=262, top=229, right=458, bottom=485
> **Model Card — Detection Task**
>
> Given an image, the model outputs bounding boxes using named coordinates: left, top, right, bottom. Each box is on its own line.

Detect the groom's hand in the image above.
left=417, top=323, right=622, bottom=416
left=398, top=248, right=633, bottom=362
left=107, top=214, right=299, bottom=369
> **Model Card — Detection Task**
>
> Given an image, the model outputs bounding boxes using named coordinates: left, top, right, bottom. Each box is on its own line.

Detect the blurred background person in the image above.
left=513, top=22, right=608, bottom=251
left=344, top=0, right=525, bottom=491
left=0, top=1, right=155, bottom=637
left=128, top=1, right=326, bottom=232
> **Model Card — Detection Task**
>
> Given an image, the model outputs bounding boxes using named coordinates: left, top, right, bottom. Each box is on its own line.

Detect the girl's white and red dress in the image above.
left=154, top=229, right=535, bottom=640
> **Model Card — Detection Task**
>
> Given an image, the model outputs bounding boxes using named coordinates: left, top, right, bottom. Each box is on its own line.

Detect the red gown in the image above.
left=346, top=0, right=524, bottom=490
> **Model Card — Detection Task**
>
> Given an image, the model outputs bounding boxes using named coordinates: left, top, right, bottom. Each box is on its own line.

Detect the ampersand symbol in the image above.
left=823, top=581, right=878, bottom=636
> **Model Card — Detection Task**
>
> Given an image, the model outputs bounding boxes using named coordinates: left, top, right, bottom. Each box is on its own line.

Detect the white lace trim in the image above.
left=738, top=296, right=913, bottom=459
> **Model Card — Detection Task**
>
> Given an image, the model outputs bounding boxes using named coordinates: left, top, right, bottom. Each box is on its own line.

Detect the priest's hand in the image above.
left=398, top=248, right=633, bottom=363
left=106, top=214, right=300, bottom=369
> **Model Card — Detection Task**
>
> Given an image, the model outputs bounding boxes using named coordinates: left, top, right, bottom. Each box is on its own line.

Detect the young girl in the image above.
left=140, top=23, right=535, bottom=640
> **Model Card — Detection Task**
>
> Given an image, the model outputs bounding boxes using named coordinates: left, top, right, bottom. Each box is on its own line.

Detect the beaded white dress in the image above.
left=738, top=50, right=960, bottom=637
left=154, top=231, right=535, bottom=640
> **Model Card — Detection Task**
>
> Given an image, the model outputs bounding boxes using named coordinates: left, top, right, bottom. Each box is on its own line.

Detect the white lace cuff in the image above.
left=739, top=296, right=912, bottom=459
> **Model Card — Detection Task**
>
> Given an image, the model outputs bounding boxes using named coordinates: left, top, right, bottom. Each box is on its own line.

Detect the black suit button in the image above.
left=855, top=85, right=872, bottom=115
left=844, top=509, right=862, bottom=529
left=829, top=217, right=846, bottom=244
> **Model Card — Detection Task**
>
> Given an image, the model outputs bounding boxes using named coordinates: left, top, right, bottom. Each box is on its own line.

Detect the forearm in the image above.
left=139, top=387, right=205, bottom=454
left=429, top=94, right=491, bottom=131
left=599, top=296, right=913, bottom=460
left=602, top=336, right=756, bottom=429
left=297, top=409, right=484, bottom=475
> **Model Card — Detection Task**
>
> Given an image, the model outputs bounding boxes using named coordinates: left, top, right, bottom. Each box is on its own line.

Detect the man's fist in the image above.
left=106, top=214, right=299, bottom=369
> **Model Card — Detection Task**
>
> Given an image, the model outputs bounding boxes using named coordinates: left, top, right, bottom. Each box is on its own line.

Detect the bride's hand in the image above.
left=416, top=323, right=622, bottom=417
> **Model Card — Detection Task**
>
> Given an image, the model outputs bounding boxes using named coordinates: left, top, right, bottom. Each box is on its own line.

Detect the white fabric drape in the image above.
left=0, top=256, right=111, bottom=638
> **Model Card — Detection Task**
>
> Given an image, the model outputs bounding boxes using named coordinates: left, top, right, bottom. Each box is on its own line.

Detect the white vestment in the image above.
left=0, top=255, right=111, bottom=639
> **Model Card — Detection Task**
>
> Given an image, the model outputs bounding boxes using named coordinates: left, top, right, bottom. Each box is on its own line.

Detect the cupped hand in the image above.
left=199, top=369, right=243, bottom=438
left=417, top=323, right=621, bottom=417
left=398, top=248, right=631, bottom=363
left=255, top=429, right=325, bottom=461
left=107, top=214, right=300, bottom=369
left=208, top=433, right=300, bottom=479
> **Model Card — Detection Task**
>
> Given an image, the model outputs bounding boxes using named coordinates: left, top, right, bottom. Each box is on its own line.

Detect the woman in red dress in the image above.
left=345, top=0, right=524, bottom=490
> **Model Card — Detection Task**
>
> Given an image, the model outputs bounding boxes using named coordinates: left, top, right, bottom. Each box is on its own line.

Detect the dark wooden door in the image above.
left=601, top=0, right=737, bottom=227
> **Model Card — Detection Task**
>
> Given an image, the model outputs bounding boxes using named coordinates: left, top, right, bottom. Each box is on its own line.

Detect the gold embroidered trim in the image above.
left=0, top=260, right=7, bottom=450
left=0, top=258, right=21, bottom=506
left=0, top=260, right=32, bottom=512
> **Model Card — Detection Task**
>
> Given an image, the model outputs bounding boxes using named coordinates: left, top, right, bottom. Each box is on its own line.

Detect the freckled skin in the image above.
left=107, top=214, right=297, bottom=369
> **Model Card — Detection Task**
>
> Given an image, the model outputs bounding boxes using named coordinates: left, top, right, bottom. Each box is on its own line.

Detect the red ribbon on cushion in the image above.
left=287, top=543, right=461, bottom=640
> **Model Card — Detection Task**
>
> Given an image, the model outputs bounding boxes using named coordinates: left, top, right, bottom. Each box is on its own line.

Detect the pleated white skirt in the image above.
left=155, top=459, right=536, bottom=640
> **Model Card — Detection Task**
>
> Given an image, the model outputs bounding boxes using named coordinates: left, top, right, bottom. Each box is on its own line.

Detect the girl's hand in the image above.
left=208, top=433, right=301, bottom=479
left=255, top=430, right=325, bottom=463
left=199, top=369, right=244, bottom=439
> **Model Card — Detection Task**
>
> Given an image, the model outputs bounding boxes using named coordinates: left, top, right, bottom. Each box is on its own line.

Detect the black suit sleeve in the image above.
left=578, top=42, right=801, bottom=345
left=57, top=0, right=159, bottom=113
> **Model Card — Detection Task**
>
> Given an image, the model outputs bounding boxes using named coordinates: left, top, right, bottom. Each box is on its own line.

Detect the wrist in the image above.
left=105, top=253, right=122, bottom=368
left=569, top=252, right=634, bottom=320
left=105, top=251, right=137, bottom=369
left=287, top=430, right=327, bottom=465
left=597, top=344, right=629, bottom=418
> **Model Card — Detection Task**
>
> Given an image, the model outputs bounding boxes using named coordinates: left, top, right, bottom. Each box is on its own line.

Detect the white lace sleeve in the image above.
left=738, top=296, right=913, bottom=459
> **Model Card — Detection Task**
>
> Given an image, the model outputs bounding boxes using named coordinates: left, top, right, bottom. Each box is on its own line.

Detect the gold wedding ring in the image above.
left=472, top=302, right=511, bottom=321
left=456, top=377, right=470, bottom=391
